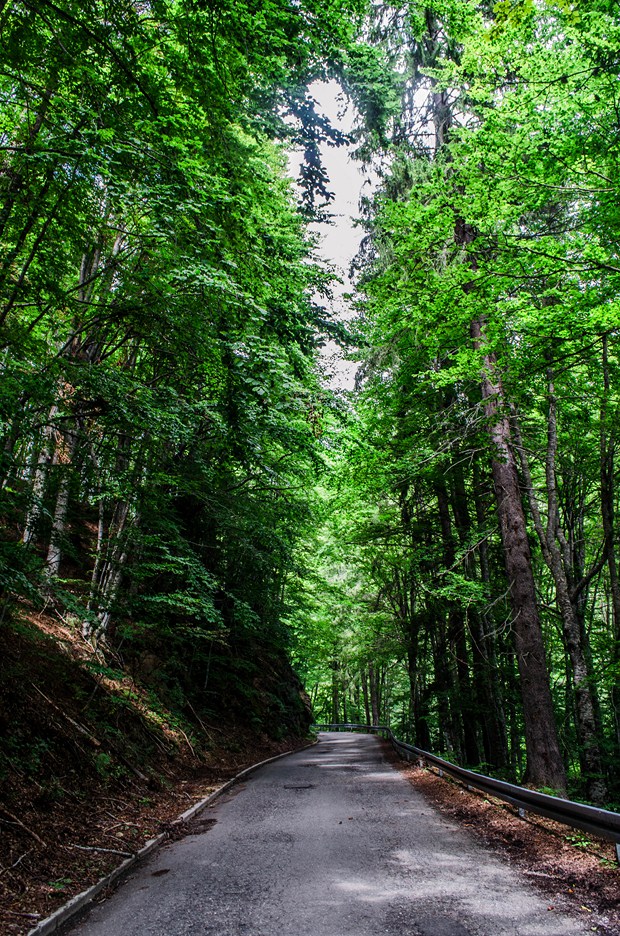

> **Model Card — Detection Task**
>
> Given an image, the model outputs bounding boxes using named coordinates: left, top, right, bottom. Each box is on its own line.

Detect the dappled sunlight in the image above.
left=314, top=763, right=369, bottom=769
left=360, top=770, right=402, bottom=782
left=332, top=876, right=403, bottom=904
left=1, top=0, right=616, bottom=932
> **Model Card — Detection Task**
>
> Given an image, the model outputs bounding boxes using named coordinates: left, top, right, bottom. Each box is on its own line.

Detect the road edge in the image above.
left=27, top=737, right=318, bottom=936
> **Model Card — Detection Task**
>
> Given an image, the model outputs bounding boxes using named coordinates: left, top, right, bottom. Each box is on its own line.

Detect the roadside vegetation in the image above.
left=2, top=0, right=620, bottom=928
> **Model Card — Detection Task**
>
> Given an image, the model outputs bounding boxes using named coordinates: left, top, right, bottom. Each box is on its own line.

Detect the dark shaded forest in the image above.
left=0, top=0, right=348, bottom=745
left=2, top=10, right=620, bottom=915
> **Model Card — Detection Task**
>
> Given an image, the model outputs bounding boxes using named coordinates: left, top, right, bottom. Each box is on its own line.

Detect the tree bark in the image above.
left=44, top=425, right=77, bottom=578
left=472, top=457, right=509, bottom=770
left=600, top=334, right=620, bottom=749
left=513, top=379, right=606, bottom=803
left=369, top=662, right=380, bottom=726
left=22, top=406, right=58, bottom=545
left=471, top=317, right=566, bottom=792
left=436, top=480, right=480, bottom=764
left=331, top=661, right=340, bottom=724
left=361, top=669, right=371, bottom=725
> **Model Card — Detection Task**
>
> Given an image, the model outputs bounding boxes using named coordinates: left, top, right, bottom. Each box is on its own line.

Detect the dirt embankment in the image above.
left=0, top=610, right=308, bottom=935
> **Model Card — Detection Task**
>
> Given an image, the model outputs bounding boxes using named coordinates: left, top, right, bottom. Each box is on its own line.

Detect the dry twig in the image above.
left=65, top=843, right=133, bottom=858
left=0, top=810, right=46, bottom=847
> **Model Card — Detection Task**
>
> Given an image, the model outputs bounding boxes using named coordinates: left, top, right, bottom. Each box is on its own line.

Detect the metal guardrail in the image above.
left=313, top=722, right=620, bottom=861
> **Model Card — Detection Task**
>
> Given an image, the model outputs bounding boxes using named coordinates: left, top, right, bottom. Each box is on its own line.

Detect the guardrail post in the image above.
left=616, top=843, right=620, bottom=865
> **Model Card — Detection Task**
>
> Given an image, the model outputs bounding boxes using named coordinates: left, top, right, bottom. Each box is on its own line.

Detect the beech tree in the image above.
left=0, top=0, right=367, bottom=724
left=3, top=0, right=620, bottom=806
left=289, top=0, right=620, bottom=803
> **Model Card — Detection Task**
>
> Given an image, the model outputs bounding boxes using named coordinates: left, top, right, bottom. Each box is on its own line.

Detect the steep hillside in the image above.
left=0, top=606, right=311, bottom=934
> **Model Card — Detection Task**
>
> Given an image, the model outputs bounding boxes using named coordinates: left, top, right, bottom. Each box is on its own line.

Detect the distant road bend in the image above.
left=72, top=732, right=592, bottom=936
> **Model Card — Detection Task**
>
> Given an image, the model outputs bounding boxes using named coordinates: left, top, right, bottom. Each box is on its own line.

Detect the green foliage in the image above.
left=0, top=0, right=369, bottom=739
left=93, top=751, right=125, bottom=781
left=5, top=0, right=620, bottom=804
left=286, top=0, right=620, bottom=800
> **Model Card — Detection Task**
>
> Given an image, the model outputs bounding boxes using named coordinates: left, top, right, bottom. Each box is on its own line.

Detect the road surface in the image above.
left=71, top=732, right=591, bottom=936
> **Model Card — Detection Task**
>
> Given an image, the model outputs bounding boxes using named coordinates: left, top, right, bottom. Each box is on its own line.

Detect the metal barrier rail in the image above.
left=313, top=722, right=620, bottom=861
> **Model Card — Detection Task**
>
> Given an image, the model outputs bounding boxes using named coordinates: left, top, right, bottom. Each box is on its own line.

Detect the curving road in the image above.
left=70, top=732, right=590, bottom=936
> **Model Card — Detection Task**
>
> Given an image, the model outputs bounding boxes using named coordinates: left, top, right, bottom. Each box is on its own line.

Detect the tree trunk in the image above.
left=86, top=499, right=133, bottom=638
left=471, top=317, right=566, bottom=792
left=472, top=458, right=509, bottom=770
left=369, top=662, right=380, bottom=726
left=44, top=426, right=77, bottom=578
left=513, top=380, right=606, bottom=803
left=331, top=661, right=340, bottom=724
left=361, top=669, right=371, bottom=725
left=430, top=606, right=461, bottom=757
left=22, top=406, right=58, bottom=545
left=600, top=334, right=620, bottom=749
left=436, top=480, right=480, bottom=764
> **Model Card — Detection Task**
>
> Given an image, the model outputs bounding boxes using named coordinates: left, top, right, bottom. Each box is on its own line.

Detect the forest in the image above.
left=1, top=0, right=620, bottom=870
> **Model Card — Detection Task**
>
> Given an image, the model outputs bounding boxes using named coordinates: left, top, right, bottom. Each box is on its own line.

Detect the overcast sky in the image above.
left=289, top=80, right=370, bottom=391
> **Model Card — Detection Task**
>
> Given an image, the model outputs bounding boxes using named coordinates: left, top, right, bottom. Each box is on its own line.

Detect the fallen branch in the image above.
left=103, top=821, right=139, bottom=833
left=106, top=744, right=149, bottom=783
left=34, top=681, right=152, bottom=782
left=141, top=724, right=173, bottom=757
left=0, top=809, right=46, bottom=847
left=0, top=849, right=33, bottom=877
left=178, top=727, right=196, bottom=757
left=30, top=683, right=101, bottom=747
left=65, top=843, right=134, bottom=858
left=186, top=700, right=213, bottom=741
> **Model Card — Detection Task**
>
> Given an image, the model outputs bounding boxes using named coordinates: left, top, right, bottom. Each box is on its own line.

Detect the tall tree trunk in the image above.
left=470, top=317, right=566, bottom=792
left=430, top=606, right=461, bottom=757
left=513, top=380, right=606, bottom=803
left=331, top=661, right=340, bottom=724
left=44, top=425, right=77, bottom=578
left=369, top=662, right=380, bottom=726
left=404, top=614, right=428, bottom=747
left=353, top=681, right=361, bottom=722
left=88, top=486, right=106, bottom=611
left=361, top=668, right=371, bottom=725
left=600, top=334, right=620, bottom=749
left=435, top=480, right=480, bottom=764
left=472, top=458, right=509, bottom=770
left=449, top=461, right=487, bottom=765
left=86, top=499, right=134, bottom=638
left=22, top=406, right=58, bottom=545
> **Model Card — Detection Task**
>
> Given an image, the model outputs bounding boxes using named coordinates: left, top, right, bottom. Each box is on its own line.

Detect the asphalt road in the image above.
left=70, top=732, right=591, bottom=936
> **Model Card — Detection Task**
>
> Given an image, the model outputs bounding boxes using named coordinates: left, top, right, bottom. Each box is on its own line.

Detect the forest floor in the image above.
left=397, top=755, right=620, bottom=935
left=0, top=608, right=308, bottom=936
